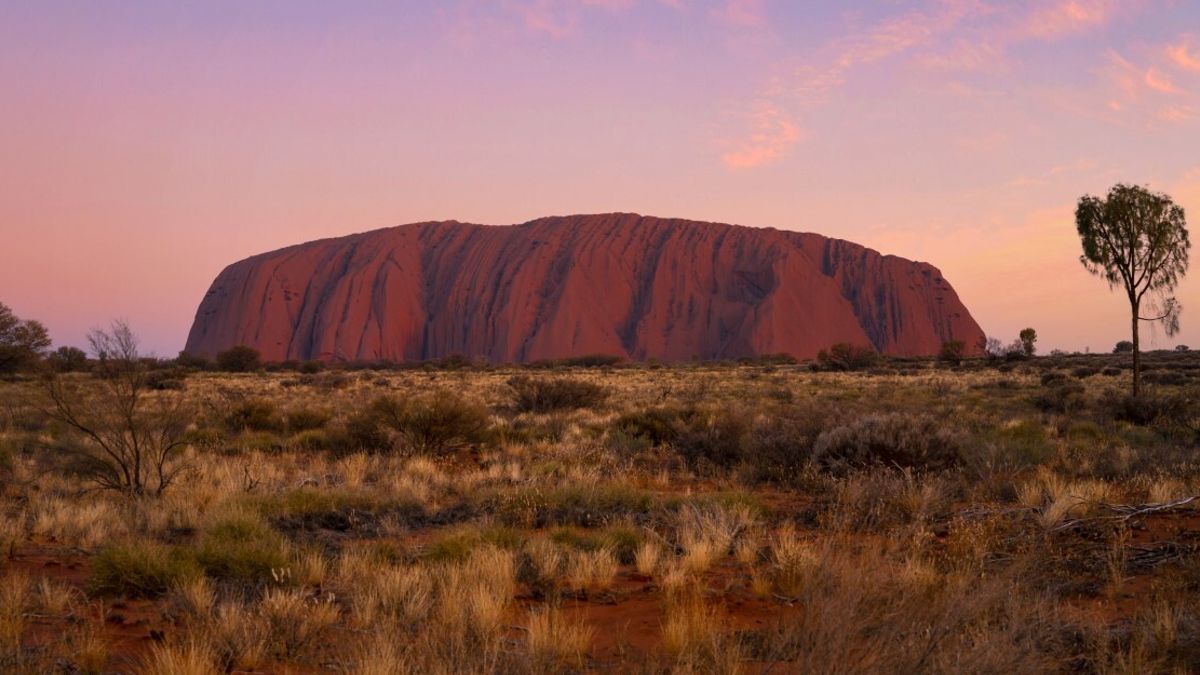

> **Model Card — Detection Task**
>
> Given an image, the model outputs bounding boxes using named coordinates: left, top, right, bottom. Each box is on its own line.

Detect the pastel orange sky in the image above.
left=2, top=0, right=1199, bottom=356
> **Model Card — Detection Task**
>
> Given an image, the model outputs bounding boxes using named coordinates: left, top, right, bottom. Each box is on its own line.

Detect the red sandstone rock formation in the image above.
left=185, top=214, right=984, bottom=362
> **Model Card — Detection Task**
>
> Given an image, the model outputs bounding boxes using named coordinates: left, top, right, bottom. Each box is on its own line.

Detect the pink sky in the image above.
left=2, top=0, right=1198, bottom=356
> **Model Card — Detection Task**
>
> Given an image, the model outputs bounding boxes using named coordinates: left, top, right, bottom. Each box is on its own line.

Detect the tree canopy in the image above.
left=0, top=302, right=51, bottom=373
left=1076, top=183, right=1190, bottom=395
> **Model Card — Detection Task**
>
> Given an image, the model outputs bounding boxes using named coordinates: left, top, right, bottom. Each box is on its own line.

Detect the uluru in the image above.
left=184, top=213, right=984, bottom=363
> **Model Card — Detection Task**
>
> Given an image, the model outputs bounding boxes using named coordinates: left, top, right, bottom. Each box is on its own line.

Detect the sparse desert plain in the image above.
left=3, top=350, right=1200, bottom=673
left=4, top=3, right=1200, bottom=674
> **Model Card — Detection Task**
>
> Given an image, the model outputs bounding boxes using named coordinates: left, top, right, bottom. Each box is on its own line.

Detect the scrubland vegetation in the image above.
left=2, top=347, right=1200, bottom=673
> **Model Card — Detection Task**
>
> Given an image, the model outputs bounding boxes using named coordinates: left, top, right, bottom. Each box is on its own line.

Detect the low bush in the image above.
left=89, top=543, right=200, bottom=598
left=235, top=431, right=285, bottom=454
left=145, top=369, right=186, bottom=390
left=812, top=414, right=962, bottom=473
left=612, top=406, right=692, bottom=446
left=215, top=346, right=261, bottom=373
left=741, top=404, right=835, bottom=484
left=482, top=484, right=657, bottom=528
left=815, top=343, right=880, bottom=372
left=194, top=513, right=291, bottom=584
left=289, top=429, right=331, bottom=451
left=425, top=525, right=523, bottom=563
left=330, top=409, right=391, bottom=455
left=671, top=408, right=754, bottom=472
left=1040, top=372, right=1068, bottom=386
left=1143, top=370, right=1191, bottom=386
left=1099, top=390, right=1191, bottom=427
left=937, top=340, right=965, bottom=366
left=374, top=390, right=491, bottom=456
left=224, top=399, right=283, bottom=433
left=1031, top=381, right=1086, bottom=414
left=285, top=407, right=330, bottom=433
left=970, top=420, right=1055, bottom=472
left=508, top=376, right=609, bottom=413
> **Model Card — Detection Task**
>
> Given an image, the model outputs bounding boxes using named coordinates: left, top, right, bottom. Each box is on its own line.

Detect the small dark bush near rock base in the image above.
left=1072, top=366, right=1100, bottom=379
left=815, top=343, right=880, bottom=372
left=215, top=345, right=262, bottom=373
left=508, top=375, right=608, bottom=413
left=812, top=414, right=963, bottom=474
left=937, top=340, right=966, bottom=366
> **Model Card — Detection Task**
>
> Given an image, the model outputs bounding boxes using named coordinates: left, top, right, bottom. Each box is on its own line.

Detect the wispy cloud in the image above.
left=1099, top=49, right=1196, bottom=126
left=711, top=0, right=766, bottom=28
left=719, top=1, right=982, bottom=169
left=1144, top=67, right=1182, bottom=94
left=1022, top=0, right=1120, bottom=40
left=500, top=0, right=674, bottom=39
left=721, top=101, right=803, bottom=169
left=507, top=0, right=577, bottom=38
left=1167, top=39, right=1200, bottom=72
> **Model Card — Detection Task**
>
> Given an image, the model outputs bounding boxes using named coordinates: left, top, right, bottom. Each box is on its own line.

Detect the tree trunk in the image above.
left=1131, top=302, right=1141, bottom=398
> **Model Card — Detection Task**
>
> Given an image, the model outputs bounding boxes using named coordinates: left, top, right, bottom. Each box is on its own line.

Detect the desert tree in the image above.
left=937, top=340, right=965, bottom=366
left=47, top=346, right=88, bottom=372
left=1018, top=328, right=1037, bottom=357
left=1077, top=184, right=1190, bottom=396
left=0, top=302, right=51, bottom=374
left=216, top=345, right=262, bottom=372
left=41, top=320, right=191, bottom=496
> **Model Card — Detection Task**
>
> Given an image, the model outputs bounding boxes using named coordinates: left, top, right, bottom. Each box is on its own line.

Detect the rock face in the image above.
left=185, top=214, right=984, bottom=362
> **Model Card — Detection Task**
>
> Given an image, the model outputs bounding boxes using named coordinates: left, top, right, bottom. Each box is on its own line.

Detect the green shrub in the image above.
left=612, top=406, right=690, bottom=446
left=373, top=390, right=491, bottom=456
left=973, top=420, right=1054, bottom=470
left=224, top=399, right=282, bottom=433
left=285, top=407, right=330, bottom=433
left=741, top=405, right=834, bottom=484
left=812, top=414, right=962, bottom=473
left=289, top=429, right=331, bottom=451
left=815, top=343, right=880, bottom=372
left=1100, top=390, right=1191, bottom=427
left=330, top=409, right=391, bottom=454
left=424, top=524, right=523, bottom=563
left=1031, top=381, right=1086, bottom=414
left=937, top=340, right=965, bottom=366
left=672, top=408, right=754, bottom=471
left=599, top=526, right=642, bottom=564
left=1040, top=372, right=1068, bottom=386
left=482, top=484, right=656, bottom=528
left=424, top=529, right=480, bottom=563
left=194, top=513, right=290, bottom=583
left=236, top=430, right=285, bottom=454
left=508, top=375, right=609, bottom=413
left=215, top=345, right=262, bottom=372
left=89, top=543, right=200, bottom=598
